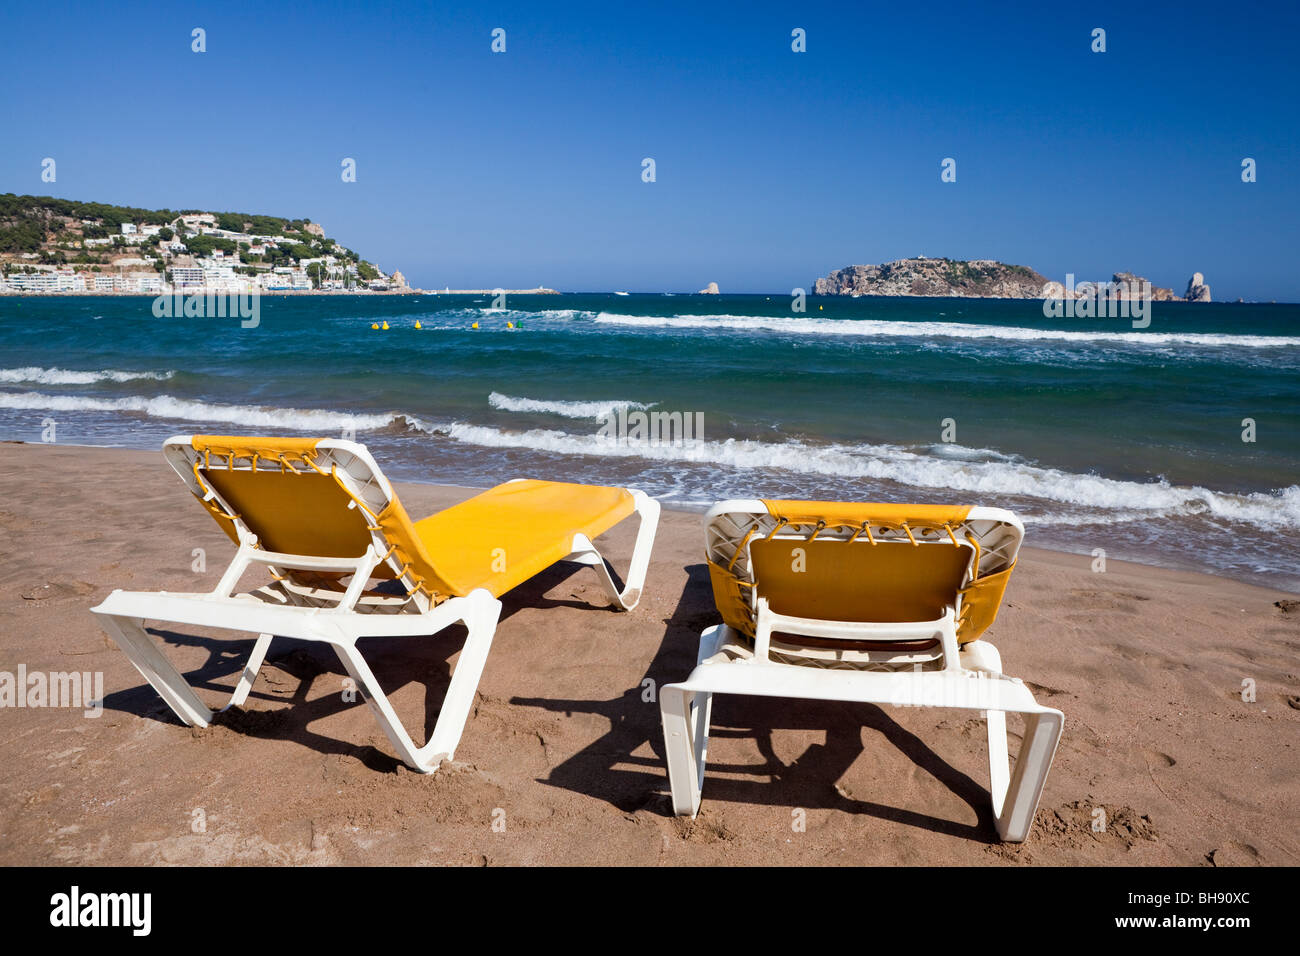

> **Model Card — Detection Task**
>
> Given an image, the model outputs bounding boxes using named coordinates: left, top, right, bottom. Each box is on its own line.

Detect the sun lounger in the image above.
left=659, top=498, right=1063, bottom=842
left=90, top=435, right=659, bottom=772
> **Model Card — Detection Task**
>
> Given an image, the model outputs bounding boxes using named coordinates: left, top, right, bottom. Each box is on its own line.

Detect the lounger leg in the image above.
left=422, top=593, right=503, bottom=765
left=986, top=709, right=1011, bottom=819
left=568, top=492, right=661, bottom=611
left=329, top=591, right=503, bottom=773
left=617, top=492, right=661, bottom=610
left=228, top=633, right=273, bottom=708
left=330, top=640, right=427, bottom=769
left=992, top=709, right=1064, bottom=842
left=661, top=684, right=711, bottom=816
left=96, top=613, right=214, bottom=728
left=659, top=622, right=733, bottom=815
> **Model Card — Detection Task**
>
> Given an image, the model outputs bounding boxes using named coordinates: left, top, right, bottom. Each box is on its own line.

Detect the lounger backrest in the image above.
left=705, top=499, right=1023, bottom=644
left=162, top=435, right=459, bottom=606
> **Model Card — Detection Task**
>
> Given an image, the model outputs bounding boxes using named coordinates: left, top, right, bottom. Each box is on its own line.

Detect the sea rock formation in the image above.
left=813, top=258, right=1049, bottom=298
left=815, top=259, right=1206, bottom=301
left=698, top=281, right=719, bottom=294
left=1109, top=272, right=1177, bottom=300
left=1184, top=272, right=1211, bottom=302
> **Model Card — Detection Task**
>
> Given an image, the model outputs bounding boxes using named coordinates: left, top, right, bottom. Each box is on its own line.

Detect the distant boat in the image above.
left=614, top=291, right=629, bottom=296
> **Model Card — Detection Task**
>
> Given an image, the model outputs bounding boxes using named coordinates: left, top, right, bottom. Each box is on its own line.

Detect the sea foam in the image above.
left=0, top=391, right=427, bottom=433
left=436, top=421, right=1300, bottom=529
left=591, top=312, right=1300, bottom=348
left=0, top=367, right=175, bottom=385
left=488, top=391, right=654, bottom=420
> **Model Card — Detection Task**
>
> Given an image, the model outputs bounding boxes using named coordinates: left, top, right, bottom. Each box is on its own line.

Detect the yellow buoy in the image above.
left=381, top=321, right=390, bottom=330
left=371, top=323, right=379, bottom=329
left=472, top=321, right=479, bottom=330
left=414, top=320, right=422, bottom=330
left=819, top=305, right=823, bottom=310
left=506, top=321, right=514, bottom=329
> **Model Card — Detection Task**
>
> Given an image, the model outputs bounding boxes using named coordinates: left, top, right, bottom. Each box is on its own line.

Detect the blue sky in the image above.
left=3, top=0, right=1297, bottom=298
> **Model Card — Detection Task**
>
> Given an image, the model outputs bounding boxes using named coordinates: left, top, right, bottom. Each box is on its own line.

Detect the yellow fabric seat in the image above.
left=413, top=479, right=634, bottom=597
left=180, top=436, right=643, bottom=606
left=706, top=498, right=1018, bottom=645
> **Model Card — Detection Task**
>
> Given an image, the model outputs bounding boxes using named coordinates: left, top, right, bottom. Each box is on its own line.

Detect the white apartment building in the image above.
left=6, top=273, right=61, bottom=292
left=93, top=275, right=116, bottom=292
left=171, top=267, right=205, bottom=290
left=120, top=223, right=138, bottom=235
left=179, top=214, right=216, bottom=232
left=110, top=274, right=164, bottom=293
left=201, top=266, right=241, bottom=292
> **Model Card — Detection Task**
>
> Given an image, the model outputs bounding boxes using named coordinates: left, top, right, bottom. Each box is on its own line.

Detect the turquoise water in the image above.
left=2, top=293, right=1298, bottom=589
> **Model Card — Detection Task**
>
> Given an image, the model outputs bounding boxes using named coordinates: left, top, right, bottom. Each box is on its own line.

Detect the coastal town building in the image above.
left=170, top=267, right=205, bottom=291
left=1, top=202, right=405, bottom=296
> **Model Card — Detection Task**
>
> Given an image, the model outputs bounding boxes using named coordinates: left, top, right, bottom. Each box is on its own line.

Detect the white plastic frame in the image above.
left=91, top=436, right=660, bottom=772
left=659, top=499, right=1063, bottom=842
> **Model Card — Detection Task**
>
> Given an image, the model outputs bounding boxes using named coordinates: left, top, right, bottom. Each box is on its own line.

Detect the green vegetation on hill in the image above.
left=0, top=193, right=375, bottom=271
left=0, top=194, right=322, bottom=253
left=0, top=194, right=181, bottom=242
left=182, top=234, right=239, bottom=258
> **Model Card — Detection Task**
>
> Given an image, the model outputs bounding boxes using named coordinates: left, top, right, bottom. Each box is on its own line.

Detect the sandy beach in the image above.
left=0, top=440, right=1295, bottom=866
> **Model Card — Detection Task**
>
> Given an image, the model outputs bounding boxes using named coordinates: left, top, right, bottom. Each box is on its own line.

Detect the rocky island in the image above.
left=814, top=258, right=1048, bottom=298
left=814, top=258, right=1212, bottom=301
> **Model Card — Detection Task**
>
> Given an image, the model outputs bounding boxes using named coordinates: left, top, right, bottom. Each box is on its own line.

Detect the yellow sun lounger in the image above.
left=90, top=435, right=660, bottom=772
left=659, top=498, right=1063, bottom=842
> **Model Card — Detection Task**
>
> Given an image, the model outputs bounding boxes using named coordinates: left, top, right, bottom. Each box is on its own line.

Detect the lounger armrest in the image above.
left=213, top=539, right=383, bottom=609
left=753, top=598, right=962, bottom=668
left=759, top=609, right=953, bottom=641
left=236, top=547, right=374, bottom=574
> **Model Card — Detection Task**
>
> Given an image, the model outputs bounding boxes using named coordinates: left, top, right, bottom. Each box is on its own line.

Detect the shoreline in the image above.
left=2, top=290, right=1293, bottom=303
left=0, top=439, right=1295, bottom=865
left=0, top=289, right=552, bottom=298
left=5, top=440, right=1294, bottom=595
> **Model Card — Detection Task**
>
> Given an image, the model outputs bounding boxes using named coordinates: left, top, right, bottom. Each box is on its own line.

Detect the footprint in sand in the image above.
left=1206, top=842, right=1261, bottom=866
left=1143, top=749, right=1176, bottom=769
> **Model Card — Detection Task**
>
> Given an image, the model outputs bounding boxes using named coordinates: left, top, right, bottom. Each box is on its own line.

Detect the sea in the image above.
left=2, top=292, right=1297, bottom=590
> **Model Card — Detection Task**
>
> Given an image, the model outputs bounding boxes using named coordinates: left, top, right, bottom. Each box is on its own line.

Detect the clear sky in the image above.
left=3, top=0, right=1297, bottom=299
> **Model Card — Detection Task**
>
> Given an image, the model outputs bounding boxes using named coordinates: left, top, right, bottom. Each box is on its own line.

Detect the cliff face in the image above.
left=813, top=258, right=1049, bottom=298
